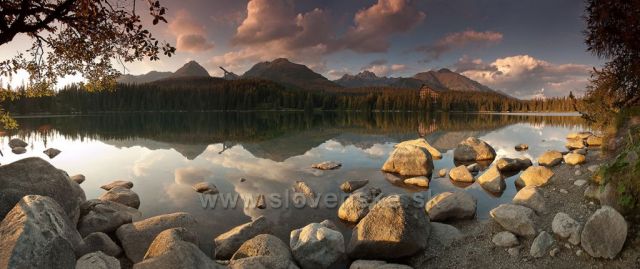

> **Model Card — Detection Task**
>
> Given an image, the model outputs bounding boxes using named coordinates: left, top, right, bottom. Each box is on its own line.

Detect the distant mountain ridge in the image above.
left=117, top=60, right=210, bottom=84
left=242, top=58, right=340, bottom=91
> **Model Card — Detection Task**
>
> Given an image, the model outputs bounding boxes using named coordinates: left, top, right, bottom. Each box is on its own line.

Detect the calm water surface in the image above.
left=0, top=112, right=589, bottom=251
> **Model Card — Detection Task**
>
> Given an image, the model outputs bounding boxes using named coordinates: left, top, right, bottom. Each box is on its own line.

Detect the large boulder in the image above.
left=0, top=157, right=84, bottom=223
left=580, top=206, right=627, bottom=259
left=0, top=195, right=83, bottom=269
left=453, top=137, right=496, bottom=162
left=133, top=228, right=220, bottom=269
left=99, top=186, right=141, bottom=209
left=477, top=166, right=506, bottom=194
left=338, top=187, right=381, bottom=223
left=566, top=138, right=586, bottom=150
left=116, top=212, right=198, bottom=263
left=290, top=222, right=345, bottom=269
left=340, top=179, right=369, bottom=193
left=425, top=192, right=477, bottom=221
left=552, top=213, right=581, bottom=245
left=8, top=138, right=27, bottom=148
left=564, top=153, right=586, bottom=165
left=496, top=158, right=532, bottom=172
left=347, top=194, right=430, bottom=259
left=537, top=151, right=563, bottom=167
left=232, top=234, right=291, bottom=261
left=395, top=138, right=442, bottom=160
left=78, top=199, right=141, bottom=237
left=516, top=166, right=554, bottom=187
left=101, top=180, right=134, bottom=191
left=215, top=216, right=271, bottom=260
left=489, top=204, right=537, bottom=237
left=82, top=232, right=123, bottom=257
left=512, top=186, right=547, bottom=214
left=229, top=256, right=300, bottom=269
left=448, top=165, right=474, bottom=183
left=76, top=251, right=121, bottom=269
left=530, top=231, right=555, bottom=258
left=381, top=143, right=434, bottom=176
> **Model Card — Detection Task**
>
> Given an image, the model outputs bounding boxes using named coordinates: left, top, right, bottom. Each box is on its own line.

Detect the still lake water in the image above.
left=0, top=112, right=589, bottom=250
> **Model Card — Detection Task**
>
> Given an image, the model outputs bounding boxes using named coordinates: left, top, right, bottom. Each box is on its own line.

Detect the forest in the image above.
left=1, top=77, right=579, bottom=114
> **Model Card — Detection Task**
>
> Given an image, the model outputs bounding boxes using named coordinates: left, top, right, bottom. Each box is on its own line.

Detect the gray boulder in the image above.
left=340, top=179, right=369, bottom=193
left=581, top=206, right=627, bottom=259
left=348, top=194, right=430, bottom=259
left=43, top=148, right=62, bottom=159
left=76, top=251, right=121, bottom=269
left=232, top=234, right=291, bottom=261
left=99, top=186, right=141, bottom=209
left=453, top=137, right=496, bottom=162
left=448, top=165, right=474, bottom=183
left=78, top=199, right=141, bottom=237
left=290, top=222, right=345, bottom=269
left=8, top=138, right=27, bottom=148
left=338, top=187, right=381, bottom=223
left=489, top=204, right=536, bottom=236
left=0, top=157, right=84, bottom=223
left=425, top=191, right=476, bottom=221
left=0, top=195, right=82, bottom=269
left=537, top=151, right=563, bottom=167
left=381, top=143, right=434, bottom=176
left=552, top=213, right=581, bottom=245
left=215, top=216, right=271, bottom=260
left=133, top=228, right=220, bottom=269
left=101, top=180, right=134, bottom=191
left=530, top=231, right=555, bottom=258
left=512, top=186, right=547, bottom=213
left=116, top=212, right=198, bottom=263
left=82, top=232, right=123, bottom=257
left=192, top=182, right=219, bottom=194
left=477, top=166, right=505, bottom=194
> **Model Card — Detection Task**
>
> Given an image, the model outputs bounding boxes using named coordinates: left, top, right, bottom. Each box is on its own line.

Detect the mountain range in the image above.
left=117, top=58, right=501, bottom=95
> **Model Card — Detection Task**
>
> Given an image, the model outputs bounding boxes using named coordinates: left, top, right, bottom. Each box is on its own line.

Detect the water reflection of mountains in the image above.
left=11, top=112, right=587, bottom=161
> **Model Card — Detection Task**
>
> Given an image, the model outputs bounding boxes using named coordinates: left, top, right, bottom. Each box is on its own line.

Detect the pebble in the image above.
left=550, top=248, right=560, bottom=257
left=576, top=249, right=583, bottom=256
left=575, top=170, right=582, bottom=176
left=574, top=180, right=587, bottom=187
left=575, top=164, right=581, bottom=169
left=508, top=247, right=520, bottom=257
left=564, top=243, right=571, bottom=249
left=559, top=189, right=568, bottom=194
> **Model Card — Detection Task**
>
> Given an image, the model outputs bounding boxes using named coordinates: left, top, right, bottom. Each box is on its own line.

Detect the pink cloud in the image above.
left=169, top=10, right=215, bottom=53
left=417, top=30, right=503, bottom=61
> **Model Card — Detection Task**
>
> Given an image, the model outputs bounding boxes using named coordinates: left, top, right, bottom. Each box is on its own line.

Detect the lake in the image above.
left=0, top=112, right=589, bottom=253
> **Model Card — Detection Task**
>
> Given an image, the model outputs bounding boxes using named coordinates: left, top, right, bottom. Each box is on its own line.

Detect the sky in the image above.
left=0, top=0, right=601, bottom=99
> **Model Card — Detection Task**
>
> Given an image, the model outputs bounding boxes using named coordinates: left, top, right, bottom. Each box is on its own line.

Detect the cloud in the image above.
left=169, top=10, right=215, bottom=53
left=457, top=55, right=591, bottom=99
left=416, top=30, right=503, bottom=61
left=361, top=59, right=408, bottom=77
left=342, top=0, right=425, bottom=53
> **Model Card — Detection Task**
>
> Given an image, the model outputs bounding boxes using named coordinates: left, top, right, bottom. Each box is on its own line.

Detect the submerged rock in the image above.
left=403, top=176, right=429, bottom=187
left=99, top=186, right=141, bottom=209
left=537, top=151, right=563, bottom=167
left=293, top=181, right=315, bottom=197
left=426, top=191, right=476, bottom=222
left=290, top=221, right=345, bottom=269
left=215, top=216, right=271, bottom=260
left=496, top=158, right=532, bottom=172
left=192, top=182, right=219, bottom=194
left=477, top=166, right=506, bottom=194
left=490, top=204, right=536, bottom=237
left=101, top=180, right=134, bottom=191
left=8, top=138, right=27, bottom=148
left=340, top=179, right=369, bottom=193
left=381, top=143, right=434, bottom=176
left=453, top=137, right=496, bottom=162
left=338, top=187, right=381, bottom=223
left=312, top=161, right=342, bottom=170
left=43, top=148, right=62, bottom=159
left=581, top=206, right=627, bottom=259
left=449, top=165, right=474, bottom=183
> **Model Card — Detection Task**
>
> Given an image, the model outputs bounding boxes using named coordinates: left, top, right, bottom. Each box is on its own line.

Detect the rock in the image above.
left=492, top=231, right=519, bottom=247
left=477, top=166, right=506, bottom=194
left=0, top=157, right=84, bottom=223
left=320, top=219, right=338, bottom=231
left=395, top=138, right=443, bottom=160
left=256, top=194, right=267, bottom=209
left=381, top=143, right=434, bottom=176
left=575, top=170, right=583, bottom=176
left=425, top=191, right=476, bottom=221
left=349, top=260, right=412, bottom=269
left=347, top=194, right=430, bottom=259
left=453, top=137, right=496, bottom=162
left=578, top=132, right=593, bottom=139
left=552, top=213, right=581, bottom=245
left=566, top=138, right=586, bottom=150
left=599, top=183, right=622, bottom=211
left=83, top=232, right=123, bottom=257
left=507, top=247, right=520, bottom=257
left=530, top=231, right=555, bottom=258
left=564, top=153, right=586, bottom=165
left=43, top=148, right=62, bottom=158
left=340, top=179, right=369, bottom=193
left=383, top=173, right=403, bottom=184
left=232, top=234, right=291, bottom=261
left=584, top=185, right=601, bottom=200
left=101, top=180, right=134, bottom=190
left=134, top=228, right=219, bottom=269
left=586, top=136, right=603, bottom=146
left=496, top=158, right=532, bottom=172
left=490, top=204, right=537, bottom=237
left=429, top=222, right=463, bottom=247
left=573, top=148, right=587, bottom=155
left=78, top=199, right=141, bottom=237
left=116, top=212, right=198, bottom=262
left=515, top=144, right=529, bottom=151
left=76, top=251, right=121, bottom=269
left=99, top=186, right=141, bottom=209
left=192, top=182, right=219, bottom=194
left=512, top=186, right=546, bottom=213
left=559, top=189, right=568, bottom=194
left=71, top=174, right=86, bottom=184
left=215, top=216, right=271, bottom=260
left=537, top=151, right=563, bottom=167
left=438, top=168, right=448, bottom=178
left=338, top=187, right=381, bottom=222
left=566, top=133, right=580, bottom=139
left=312, top=161, right=341, bottom=170
left=290, top=222, right=345, bottom=269
left=550, top=247, right=560, bottom=257
left=449, top=165, right=474, bottom=183
left=403, top=176, right=429, bottom=187
left=466, top=163, right=480, bottom=173
left=229, top=256, right=299, bottom=269
left=293, top=181, right=315, bottom=197
left=8, top=138, right=27, bottom=148
left=574, top=180, right=587, bottom=187
left=0, top=195, right=82, bottom=269
left=587, top=165, right=600, bottom=173
left=580, top=206, right=627, bottom=259
left=517, top=166, right=554, bottom=187
left=576, top=249, right=583, bottom=256
left=11, top=147, right=26, bottom=154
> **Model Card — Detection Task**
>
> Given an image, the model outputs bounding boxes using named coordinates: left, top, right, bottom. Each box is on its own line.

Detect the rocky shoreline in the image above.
left=0, top=132, right=636, bottom=269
